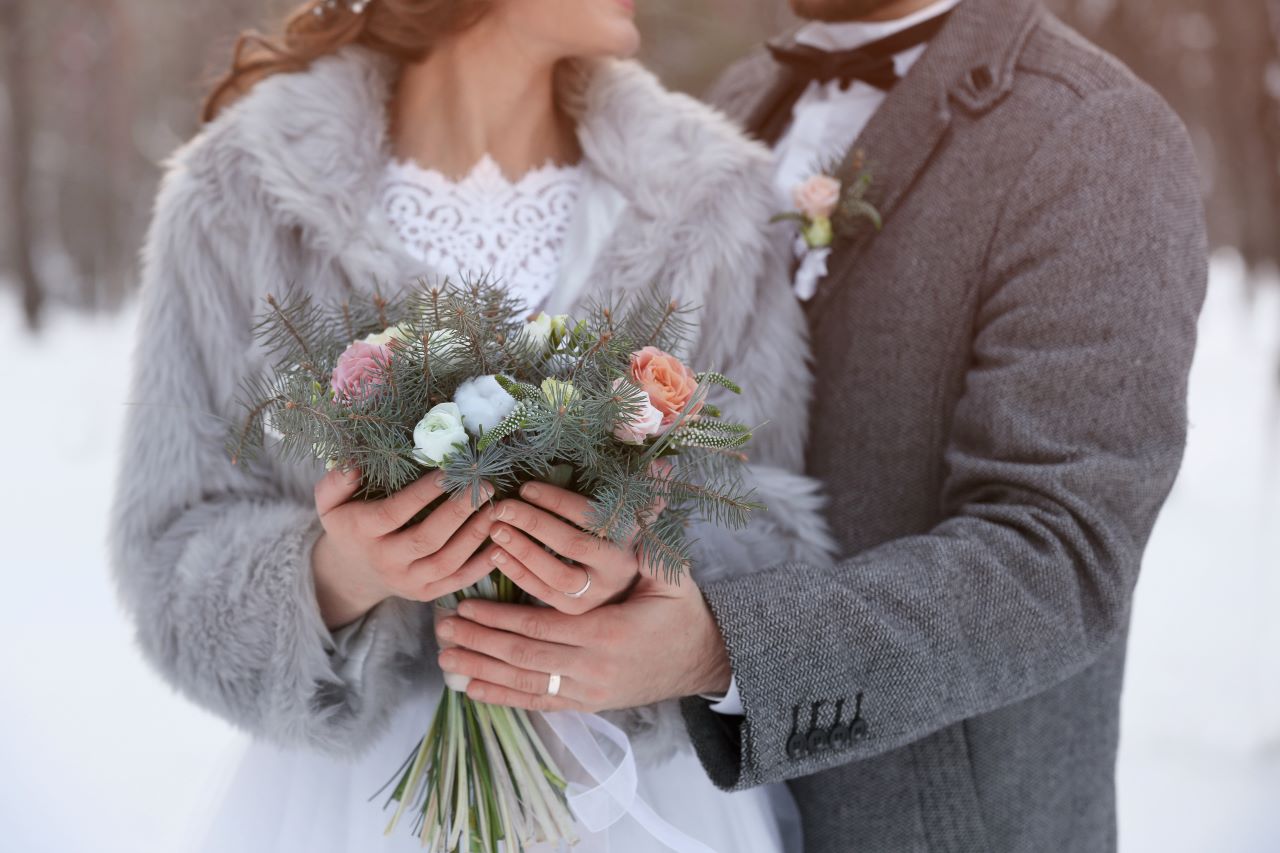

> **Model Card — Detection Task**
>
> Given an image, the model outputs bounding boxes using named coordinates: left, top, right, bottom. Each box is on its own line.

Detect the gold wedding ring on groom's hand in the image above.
left=564, top=572, right=592, bottom=599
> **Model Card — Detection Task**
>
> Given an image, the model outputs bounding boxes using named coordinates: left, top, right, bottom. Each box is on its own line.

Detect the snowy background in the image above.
left=0, top=251, right=1276, bottom=852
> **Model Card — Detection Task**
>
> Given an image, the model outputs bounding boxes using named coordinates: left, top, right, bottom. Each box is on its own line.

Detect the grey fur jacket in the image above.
left=108, top=44, right=834, bottom=761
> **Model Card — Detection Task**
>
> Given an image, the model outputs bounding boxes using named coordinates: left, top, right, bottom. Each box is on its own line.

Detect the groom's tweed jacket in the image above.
left=683, top=0, right=1208, bottom=850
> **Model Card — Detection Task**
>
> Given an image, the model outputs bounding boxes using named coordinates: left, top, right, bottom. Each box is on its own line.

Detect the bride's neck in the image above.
left=390, top=22, right=580, bottom=180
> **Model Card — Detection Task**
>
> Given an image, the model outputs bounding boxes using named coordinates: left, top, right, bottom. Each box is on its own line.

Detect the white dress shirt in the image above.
left=772, top=0, right=964, bottom=210
left=705, top=0, right=962, bottom=716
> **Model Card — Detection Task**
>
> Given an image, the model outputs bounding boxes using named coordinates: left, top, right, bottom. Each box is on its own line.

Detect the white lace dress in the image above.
left=189, top=156, right=799, bottom=853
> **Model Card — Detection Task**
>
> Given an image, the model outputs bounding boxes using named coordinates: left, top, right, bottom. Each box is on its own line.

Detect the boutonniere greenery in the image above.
left=772, top=152, right=882, bottom=300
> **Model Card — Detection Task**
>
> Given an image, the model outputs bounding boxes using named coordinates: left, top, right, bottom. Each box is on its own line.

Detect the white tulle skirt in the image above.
left=189, top=684, right=800, bottom=853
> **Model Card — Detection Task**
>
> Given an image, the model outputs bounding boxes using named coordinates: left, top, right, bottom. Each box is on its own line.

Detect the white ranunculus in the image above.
left=362, top=325, right=412, bottom=346
left=412, top=402, right=468, bottom=467
left=425, top=329, right=463, bottom=362
left=522, top=313, right=572, bottom=351
left=549, top=313, right=572, bottom=339
left=427, top=328, right=460, bottom=349
left=522, top=312, right=555, bottom=349
left=540, top=378, right=577, bottom=407
left=453, top=375, right=518, bottom=436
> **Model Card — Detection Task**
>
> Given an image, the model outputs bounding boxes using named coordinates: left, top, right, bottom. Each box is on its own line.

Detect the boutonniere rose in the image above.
left=793, top=174, right=841, bottom=249
left=772, top=155, right=882, bottom=301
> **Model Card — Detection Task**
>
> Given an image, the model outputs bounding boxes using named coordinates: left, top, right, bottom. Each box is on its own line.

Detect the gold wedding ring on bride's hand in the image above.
left=546, top=673, right=562, bottom=697
left=564, top=572, right=592, bottom=599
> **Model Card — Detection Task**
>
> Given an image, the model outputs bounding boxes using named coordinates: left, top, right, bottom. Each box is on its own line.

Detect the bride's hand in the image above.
left=311, top=468, right=499, bottom=630
left=486, top=481, right=665, bottom=615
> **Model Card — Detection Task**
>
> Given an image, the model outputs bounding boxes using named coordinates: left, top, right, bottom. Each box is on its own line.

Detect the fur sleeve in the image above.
left=683, top=159, right=838, bottom=578
left=107, top=150, right=431, bottom=758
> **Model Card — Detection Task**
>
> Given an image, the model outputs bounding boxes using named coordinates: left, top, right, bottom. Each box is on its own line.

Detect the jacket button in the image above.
left=829, top=721, right=851, bottom=750
left=851, top=718, right=869, bottom=741
left=806, top=727, right=830, bottom=752
left=787, top=732, right=809, bottom=759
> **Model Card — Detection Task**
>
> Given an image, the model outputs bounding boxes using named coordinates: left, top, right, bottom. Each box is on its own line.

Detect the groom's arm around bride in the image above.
left=679, top=0, right=1208, bottom=851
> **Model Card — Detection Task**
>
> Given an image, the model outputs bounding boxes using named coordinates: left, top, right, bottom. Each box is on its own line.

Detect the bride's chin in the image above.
left=582, top=25, right=642, bottom=60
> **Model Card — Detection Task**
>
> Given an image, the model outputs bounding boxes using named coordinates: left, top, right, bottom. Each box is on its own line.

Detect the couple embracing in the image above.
left=109, top=0, right=1207, bottom=850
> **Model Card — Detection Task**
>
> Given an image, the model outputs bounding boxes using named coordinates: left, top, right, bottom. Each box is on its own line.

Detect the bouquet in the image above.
left=229, top=278, right=761, bottom=852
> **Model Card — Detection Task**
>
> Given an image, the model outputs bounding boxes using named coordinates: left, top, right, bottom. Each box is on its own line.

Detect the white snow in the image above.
left=0, top=251, right=1276, bottom=851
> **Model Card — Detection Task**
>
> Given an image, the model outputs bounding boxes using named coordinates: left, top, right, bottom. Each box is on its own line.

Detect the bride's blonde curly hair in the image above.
left=202, top=0, right=493, bottom=123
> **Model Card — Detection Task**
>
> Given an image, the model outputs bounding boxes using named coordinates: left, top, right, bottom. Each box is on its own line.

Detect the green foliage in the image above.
left=229, top=276, right=762, bottom=581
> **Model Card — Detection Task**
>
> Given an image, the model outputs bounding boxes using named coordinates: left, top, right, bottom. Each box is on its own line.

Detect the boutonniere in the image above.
left=772, top=154, right=882, bottom=300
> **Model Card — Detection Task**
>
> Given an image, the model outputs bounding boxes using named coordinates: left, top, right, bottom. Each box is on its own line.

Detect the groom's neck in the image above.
left=791, top=0, right=948, bottom=23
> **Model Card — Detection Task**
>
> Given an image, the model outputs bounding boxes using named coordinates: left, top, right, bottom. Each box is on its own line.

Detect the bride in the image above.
left=108, top=0, right=833, bottom=850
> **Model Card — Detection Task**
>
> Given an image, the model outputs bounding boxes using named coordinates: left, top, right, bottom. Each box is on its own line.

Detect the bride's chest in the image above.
left=375, top=155, right=586, bottom=312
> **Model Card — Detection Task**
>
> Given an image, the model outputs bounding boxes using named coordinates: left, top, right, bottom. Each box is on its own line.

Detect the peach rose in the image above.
left=792, top=174, right=841, bottom=220
left=629, top=346, right=701, bottom=426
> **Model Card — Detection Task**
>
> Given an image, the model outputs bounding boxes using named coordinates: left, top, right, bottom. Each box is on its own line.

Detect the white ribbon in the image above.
left=792, top=242, right=832, bottom=302
left=542, top=711, right=717, bottom=853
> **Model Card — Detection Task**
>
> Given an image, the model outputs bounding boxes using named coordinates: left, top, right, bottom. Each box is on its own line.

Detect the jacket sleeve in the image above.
left=681, top=85, right=1209, bottom=788
left=107, top=156, right=431, bottom=758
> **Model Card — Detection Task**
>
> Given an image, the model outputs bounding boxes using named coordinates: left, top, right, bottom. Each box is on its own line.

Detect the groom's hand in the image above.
left=434, top=573, right=732, bottom=712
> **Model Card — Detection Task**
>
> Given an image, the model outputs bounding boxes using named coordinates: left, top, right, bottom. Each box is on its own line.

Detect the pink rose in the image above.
left=792, top=174, right=841, bottom=220
left=629, top=346, right=702, bottom=427
left=331, top=340, right=391, bottom=401
left=612, top=379, right=666, bottom=444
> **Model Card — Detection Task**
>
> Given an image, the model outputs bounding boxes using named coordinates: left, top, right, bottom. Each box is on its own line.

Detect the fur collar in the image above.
left=194, top=45, right=775, bottom=277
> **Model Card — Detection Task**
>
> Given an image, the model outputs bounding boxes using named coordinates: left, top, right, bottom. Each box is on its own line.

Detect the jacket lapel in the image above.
left=806, top=0, right=1042, bottom=319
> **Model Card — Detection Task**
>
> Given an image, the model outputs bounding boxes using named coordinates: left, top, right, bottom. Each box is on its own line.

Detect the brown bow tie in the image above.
left=753, top=10, right=955, bottom=145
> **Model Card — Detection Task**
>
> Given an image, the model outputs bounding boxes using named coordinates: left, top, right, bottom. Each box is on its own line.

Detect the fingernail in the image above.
left=471, top=685, right=487, bottom=701
left=436, top=618, right=455, bottom=640
left=493, top=528, right=511, bottom=544
left=492, top=549, right=507, bottom=565
left=521, top=483, right=541, bottom=500
left=437, top=650, right=455, bottom=670
left=457, top=600, right=475, bottom=618
left=493, top=502, right=509, bottom=521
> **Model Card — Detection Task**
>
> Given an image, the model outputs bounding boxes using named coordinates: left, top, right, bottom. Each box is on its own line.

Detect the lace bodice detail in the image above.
left=379, top=154, right=584, bottom=313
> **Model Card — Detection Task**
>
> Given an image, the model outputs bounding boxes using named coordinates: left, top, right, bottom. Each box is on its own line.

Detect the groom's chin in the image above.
left=789, top=0, right=901, bottom=23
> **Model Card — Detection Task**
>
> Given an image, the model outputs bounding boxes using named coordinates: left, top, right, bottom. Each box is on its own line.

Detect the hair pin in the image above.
left=314, top=0, right=371, bottom=16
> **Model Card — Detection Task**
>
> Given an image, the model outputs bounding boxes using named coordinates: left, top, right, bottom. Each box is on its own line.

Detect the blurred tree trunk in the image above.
left=1, top=0, right=42, bottom=329
left=51, top=0, right=135, bottom=312
left=1047, top=0, right=1280, bottom=274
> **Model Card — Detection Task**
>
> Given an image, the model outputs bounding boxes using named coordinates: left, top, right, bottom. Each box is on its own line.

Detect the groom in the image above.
left=440, top=0, right=1208, bottom=849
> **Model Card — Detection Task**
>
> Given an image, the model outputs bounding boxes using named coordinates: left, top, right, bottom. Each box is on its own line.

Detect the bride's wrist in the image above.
left=312, top=533, right=387, bottom=631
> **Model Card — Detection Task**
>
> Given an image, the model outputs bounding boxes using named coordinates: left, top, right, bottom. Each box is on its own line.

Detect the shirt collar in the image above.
left=794, top=0, right=965, bottom=52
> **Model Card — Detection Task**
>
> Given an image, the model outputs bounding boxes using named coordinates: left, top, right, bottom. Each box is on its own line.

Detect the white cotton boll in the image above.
left=454, top=375, right=518, bottom=436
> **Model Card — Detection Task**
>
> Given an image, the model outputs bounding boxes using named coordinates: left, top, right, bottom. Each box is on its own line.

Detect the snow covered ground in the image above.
left=1, top=251, right=1276, bottom=852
